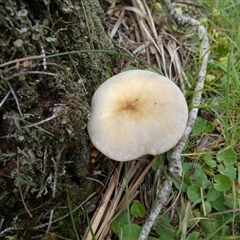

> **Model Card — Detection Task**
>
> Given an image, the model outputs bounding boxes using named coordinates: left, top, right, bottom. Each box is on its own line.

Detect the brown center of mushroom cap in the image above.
left=115, top=96, right=162, bottom=123
left=117, top=98, right=142, bottom=119
left=121, top=100, right=138, bottom=111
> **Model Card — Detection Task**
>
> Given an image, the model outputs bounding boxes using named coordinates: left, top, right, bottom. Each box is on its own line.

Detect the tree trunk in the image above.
left=0, top=0, right=114, bottom=237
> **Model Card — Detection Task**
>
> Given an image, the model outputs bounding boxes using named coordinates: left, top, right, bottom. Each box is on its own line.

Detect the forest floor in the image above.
left=1, top=0, right=240, bottom=240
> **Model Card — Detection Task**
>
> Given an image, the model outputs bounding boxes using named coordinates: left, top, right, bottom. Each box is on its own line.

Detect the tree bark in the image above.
left=0, top=0, right=114, bottom=237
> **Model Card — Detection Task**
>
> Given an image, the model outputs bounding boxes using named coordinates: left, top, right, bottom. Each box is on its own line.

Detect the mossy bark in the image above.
left=0, top=0, right=115, bottom=237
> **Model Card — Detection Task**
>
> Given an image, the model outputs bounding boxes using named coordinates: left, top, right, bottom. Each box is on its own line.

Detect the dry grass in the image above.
left=105, top=0, right=191, bottom=85
left=84, top=158, right=156, bottom=239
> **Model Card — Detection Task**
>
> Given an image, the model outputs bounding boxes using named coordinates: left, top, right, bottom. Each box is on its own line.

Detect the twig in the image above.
left=17, top=155, right=33, bottom=218
left=6, top=71, right=58, bottom=80
left=181, top=200, right=191, bottom=240
left=0, top=227, right=22, bottom=237
left=52, top=148, right=64, bottom=198
left=207, top=208, right=240, bottom=217
left=138, top=0, right=210, bottom=239
left=0, top=54, right=44, bottom=68
left=7, top=82, right=23, bottom=118
left=0, top=91, right=11, bottom=108
left=20, top=118, right=55, bottom=137
left=45, top=210, right=54, bottom=235
left=0, top=218, right=4, bottom=232
left=22, top=114, right=57, bottom=128
left=22, top=104, right=65, bottom=128
left=40, top=44, right=47, bottom=70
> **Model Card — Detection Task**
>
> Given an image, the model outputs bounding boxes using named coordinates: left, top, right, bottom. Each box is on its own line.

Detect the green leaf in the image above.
left=206, top=74, right=216, bottom=82
left=194, top=172, right=212, bottom=189
left=121, top=66, right=137, bottom=72
left=111, top=210, right=128, bottom=234
left=200, top=201, right=212, bottom=214
left=224, top=165, right=236, bottom=180
left=206, top=188, right=220, bottom=202
left=174, top=177, right=189, bottom=192
left=159, top=212, right=171, bottom=225
left=216, top=148, right=237, bottom=165
left=202, top=153, right=217, bottom=168
left=192, top=117, right=206, bottom=135
left=217, top=164, right=236, bottom=180
left=211, top=193, right=228, bottom=211
left=205, top=120, right=215, bottom=133
left=183, top=163, right=203, bottom=180
left=145, top=67, right=162, bottom=74
left=225, top=193, right=235, bottom=208
left=156, top=220, right=176, bottom=240
left=183, top=173, right=193, bottom=186
left=192, top=117, right=214, bottom=135
left=152, top=156, right=163, bottom=171
left=187, top=185, right=202, bottom=203
left=213, top=174, right=231, bottom=191
left=200, top=216, right=223, bottom=234
left=130, top=201, right=145, bottom=218
left=200, top=214, right=231, bottom=237
left=118, top=224, right=141, bottom=240
left=186, top=231, right=201, bottom=240
left=156, top=212, right=177, bottom=239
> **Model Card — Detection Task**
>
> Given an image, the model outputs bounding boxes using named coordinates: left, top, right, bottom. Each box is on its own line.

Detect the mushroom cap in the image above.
left=87, top=70, right=188, bottom=161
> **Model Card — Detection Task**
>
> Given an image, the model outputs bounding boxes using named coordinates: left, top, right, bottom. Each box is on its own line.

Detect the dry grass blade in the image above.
left=117, top=158, right=156, bottom=211
left=84, top=158, right=155, bottom=239
left=110, top=10, right=125, bottom=39
left=0, top=54, right=44, bottom=68
left=7, top=82, right=23, bottom=118
left=0, top=91, right=10, bottom=109
left=84, top=163, right=123, bottom=240
left=105, top=0, right=187, bottom=81
left=166, top=40, right=186, bottom=92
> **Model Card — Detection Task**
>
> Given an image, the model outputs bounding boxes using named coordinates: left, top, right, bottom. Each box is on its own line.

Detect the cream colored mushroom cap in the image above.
left=87, top=70, right=188, bottom=161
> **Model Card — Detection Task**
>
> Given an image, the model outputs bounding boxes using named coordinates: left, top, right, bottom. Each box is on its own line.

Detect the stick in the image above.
left=138, top=1, right=210, bottom=239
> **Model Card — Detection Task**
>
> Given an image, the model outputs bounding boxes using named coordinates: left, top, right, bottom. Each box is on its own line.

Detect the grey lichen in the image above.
left=0, top=0, right=115, bottom=237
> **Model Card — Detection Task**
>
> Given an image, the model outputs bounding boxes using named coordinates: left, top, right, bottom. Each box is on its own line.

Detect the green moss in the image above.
left=0, top=0, right=115, bottom=237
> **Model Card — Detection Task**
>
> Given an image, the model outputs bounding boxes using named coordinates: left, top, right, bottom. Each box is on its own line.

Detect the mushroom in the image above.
left=87, top=70, right=188, bottom=162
